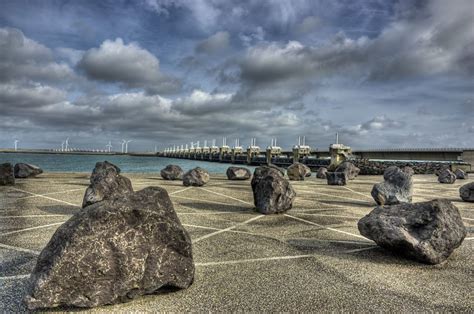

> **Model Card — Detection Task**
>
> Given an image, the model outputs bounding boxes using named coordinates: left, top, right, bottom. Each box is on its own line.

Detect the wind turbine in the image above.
left=125, top=140, right=132, bottom=153
left=14, top=140, right=18, bottom=151
left=121, top=140, right=126, bottom=153
left=106, top=141, right=112, bottom=153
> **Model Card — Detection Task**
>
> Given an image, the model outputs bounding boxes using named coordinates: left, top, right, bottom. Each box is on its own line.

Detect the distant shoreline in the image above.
left=0, top=150, right=157, bottom=157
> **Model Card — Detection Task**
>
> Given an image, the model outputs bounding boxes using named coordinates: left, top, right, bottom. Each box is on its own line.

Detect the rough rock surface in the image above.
left=460, top=182, right=474, bottom=202
left=14, top=163, right=43, bottom=178
left=326, top=172, right=347, bottom=186
left=358, top=199, right=466, bottom=264
left=251, top=166, right=296, bottom=214
left=335, top=162, right=360, bottom=180
left=454, top=169, right=468, bottom=179
left=438, top=169, right=456, bottom=184
left=226, top=166, right=251, bottom=180
left=316, top=167, right=328, bottom=179
left=82, top=161, right=133, bottom=208
left=286, top=162, right=311, bottom=181
left=182, top=167, right=210, bottom=186
left=267, top=163, right=286, bottom=176
left=371, top=166, right=413, bottom=205
left=401, top=166, right=414, bottom=177
left=0, top=163, right=15, bottom=185
left=160, top=165, right=184, bottom=180
left=25, top=187, right=194, bottom=310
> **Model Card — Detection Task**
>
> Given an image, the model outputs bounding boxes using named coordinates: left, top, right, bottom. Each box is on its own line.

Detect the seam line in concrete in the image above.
left=200, top=188, right=253, bottom=205
left=195, top=254, right=316, bottom=266
left=0, top=222, right=64, bottom=237
left=16, top=188, right=85, bottom=200
left=0, top=243, right=41, bottom=255
left=284, top=214, right=370, bottom=241
left=193, top=215, right=264, bottom=243
left=8, top=187, right=80, bottom=207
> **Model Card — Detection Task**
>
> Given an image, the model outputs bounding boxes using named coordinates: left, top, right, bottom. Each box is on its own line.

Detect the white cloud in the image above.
left=78, top=38, right=181, bottom=94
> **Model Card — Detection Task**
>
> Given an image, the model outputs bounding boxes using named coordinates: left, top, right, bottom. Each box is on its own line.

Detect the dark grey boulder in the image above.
left=25, top=187, right=194, bottom=310
left=438, top=169, right=456, bottom=184
left=160, top=164, right=184, bottom=180
left=82, top=161, right=133, bottom=208
left=358, top=199, right=466, bottom=264
left=316, top=167, right=328, bottom=179
left=226, top=166, right=251, bottom=180
left=454, top=168, right=468, bottom=179
left=460, top=182, right=474, bottom=202
left=14, top=163, right=43, bottom=178
left=335, top=162, right=360, bottom=180
left=326, top=172, right=347, bottom=186
left=286, top=162, right=311, bottom=181
left=182, top=167, right=210, bottom=186
left=371, top=166, right=413, bottom=205
left=266, top=163, right=286, bottom=176
left=251, top=166, right=296, bottom=214
left=0, top=163, right=15, bottom=185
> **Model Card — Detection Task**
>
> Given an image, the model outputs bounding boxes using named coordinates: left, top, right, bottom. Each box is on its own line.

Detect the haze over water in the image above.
left=0, top=153, right=254, bottom=174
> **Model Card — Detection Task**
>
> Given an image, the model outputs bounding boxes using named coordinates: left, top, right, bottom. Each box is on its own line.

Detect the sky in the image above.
left=0, top=0, right=473, bottom=152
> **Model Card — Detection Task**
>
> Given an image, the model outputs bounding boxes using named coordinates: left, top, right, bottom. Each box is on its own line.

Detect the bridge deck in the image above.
left=1, top=173, right=473, bottom=311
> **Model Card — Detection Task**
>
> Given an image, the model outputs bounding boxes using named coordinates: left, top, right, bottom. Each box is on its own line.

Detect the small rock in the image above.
left=438, top=169, right=456, bottom=184
left=251, top=166, right=296, bottom=214
left=371, top=166, right=413, bottom=205
left=454, top=169, right=468, bottom=179
left=25, top=187, right=194, bottom=309
left=0, top=163, right=15, bottom=185
left=286, top=162, right=311, bottom=181
left=335, top=162, right=360, bottom=180
left=82, top=161, right=133, bottom=208
left=14, top=163, right=43, bottom=178
left=160, top=165, right=184, bottom=180
left=226, top=166, right=251, bottom=180
left=183, top=167, right=210, bottom=186
left=316, top=167, right=328, bottom=179
left=460, top=182, right=474, bottom=202
left=326, top=172, right=347, bottom=186
left=358, top=199, right=466, bottom=264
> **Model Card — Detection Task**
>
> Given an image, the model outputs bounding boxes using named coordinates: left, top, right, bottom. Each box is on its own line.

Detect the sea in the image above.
left=0, top=153, right=255, bottom=174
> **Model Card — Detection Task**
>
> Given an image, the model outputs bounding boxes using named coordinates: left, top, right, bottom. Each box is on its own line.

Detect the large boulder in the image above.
left=335, top=162, right=360, bottom=180
left=358, top=199, right=466, bottom=264
left=160, top=164, right=184, bottom=180
left=25, top=187, right=194, bottom=310
left=438, top=169, right=456, bottom=184
left=182, top=167, right=210, bottom=186
left=316, top=167, right=328, bottom=179
left=371, top=166, right=413, bottom=205
left=14, top=163, right=43, bottom=178
left=454, top=168, right=468, bottom=180
left=0, top=163, right=15, bottom=185
left=460, top=182, right=474, bottom=202
left=286, top=162, right=311, bottom=181
left=226, top=166, right=251, bottom=180
left=251, top=166, right=296, bottom=214
left=82, top=161, right=133, bottom=208
left=326, top=172, right=347, bottom=186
